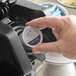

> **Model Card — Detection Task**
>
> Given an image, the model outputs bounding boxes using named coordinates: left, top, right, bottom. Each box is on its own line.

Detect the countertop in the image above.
left=26, top=0, right=76, bottom=15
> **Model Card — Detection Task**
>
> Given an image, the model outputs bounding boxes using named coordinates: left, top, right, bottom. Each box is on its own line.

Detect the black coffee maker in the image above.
left=0, top=0, right=56, bottom=76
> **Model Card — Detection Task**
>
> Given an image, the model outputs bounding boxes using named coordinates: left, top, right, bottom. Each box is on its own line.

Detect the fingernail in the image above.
left=26, top=22, right=30, bottom=26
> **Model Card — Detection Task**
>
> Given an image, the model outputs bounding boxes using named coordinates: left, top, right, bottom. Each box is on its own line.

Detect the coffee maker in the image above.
left=0, top=0, right=56, bottom=76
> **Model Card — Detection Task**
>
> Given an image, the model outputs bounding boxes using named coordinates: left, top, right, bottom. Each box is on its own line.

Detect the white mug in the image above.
left=35, top=62, right=75, bottom=76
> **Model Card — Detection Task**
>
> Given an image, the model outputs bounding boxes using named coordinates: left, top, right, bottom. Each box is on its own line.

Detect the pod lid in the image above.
left=22, top=26, right=43, bottom=48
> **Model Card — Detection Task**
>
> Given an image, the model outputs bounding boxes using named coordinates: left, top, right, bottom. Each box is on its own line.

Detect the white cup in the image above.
left=34, top=62, right=76, bottom=76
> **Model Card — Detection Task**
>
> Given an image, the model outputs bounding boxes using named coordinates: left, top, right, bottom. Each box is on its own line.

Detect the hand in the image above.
left=26, top=15, right=76, bottom=59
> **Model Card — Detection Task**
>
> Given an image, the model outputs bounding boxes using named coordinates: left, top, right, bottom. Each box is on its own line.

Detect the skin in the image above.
left=26, top=15, right=76, bottom=59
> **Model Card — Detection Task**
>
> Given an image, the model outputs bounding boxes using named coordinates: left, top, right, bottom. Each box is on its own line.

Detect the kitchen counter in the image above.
left=26, top=0, right=76, bottom=15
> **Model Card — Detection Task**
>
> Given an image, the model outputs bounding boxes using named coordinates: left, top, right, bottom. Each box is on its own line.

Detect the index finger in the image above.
left=26, top=16, right=63, bottom=29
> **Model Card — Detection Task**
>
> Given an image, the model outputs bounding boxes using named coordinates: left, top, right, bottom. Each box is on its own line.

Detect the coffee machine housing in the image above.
left=0, top=0, right=56, bottom=76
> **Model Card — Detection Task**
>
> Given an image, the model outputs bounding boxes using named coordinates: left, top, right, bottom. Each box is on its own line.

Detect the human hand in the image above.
left=26, top=15, right=76, bottom=59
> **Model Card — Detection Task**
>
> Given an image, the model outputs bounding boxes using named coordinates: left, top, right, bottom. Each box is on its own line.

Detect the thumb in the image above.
left=32, top=40, right=61, bottom=54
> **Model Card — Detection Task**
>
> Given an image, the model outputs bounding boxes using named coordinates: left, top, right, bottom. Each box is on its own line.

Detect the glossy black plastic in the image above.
left=0, top=0, right=56, bottom=76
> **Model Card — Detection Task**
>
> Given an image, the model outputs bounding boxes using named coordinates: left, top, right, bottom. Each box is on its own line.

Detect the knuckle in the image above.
left=65, top=16, right=72, bottom=22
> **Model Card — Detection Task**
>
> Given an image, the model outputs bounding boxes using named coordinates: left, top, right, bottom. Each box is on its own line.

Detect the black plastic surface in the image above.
left=0, top=35, right=23, bottom=75
left=0, top=1, right=57, bottom=75
left=8, top=3, right=45, bottom=22
left=0, top=22, right=32, bottom=75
